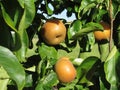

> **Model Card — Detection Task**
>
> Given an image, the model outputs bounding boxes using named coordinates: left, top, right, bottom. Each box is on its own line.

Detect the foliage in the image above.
left=0, top=0, right=120, bottom=90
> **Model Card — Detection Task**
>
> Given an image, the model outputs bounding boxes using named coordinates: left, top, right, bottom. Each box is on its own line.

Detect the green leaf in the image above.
left=25, top=73, right=33, bottom=87
left=0, top=79, right=9, bottom=90
left=0, top=46, right=25, bottom=90
left=79, top=43, right=100, bottom=59
left=99, top=43, right=110, bottom=62
left=17, top=0, right=24, bottom=8
left=15, top=30, right=28, bottom=62
left=104, top=46, right=120, bottom=90
left=0, top=67, right=9, bottom=90
left=16, top=0, right=35, bottom=62
left=59, top=86, right=73, bottom=90
left=38, top=43, right=57, bottom=60
left=18, top=0, right=35, bottom=30
left=75, top=85, right=89, bottom=90
left=68, top=20, right=82, bottom=40
left=14, top=8, right=20, bottom=26
left=58, top=42, right=80, bottom=59
left=72, top=22, right=103, bottom=40
left=79, top=33, right=95, bottom=52
left=35, top=71, right=58, bottom=90
left=45, top=0, right=53, bottom=15
left=82, top=3, right=96, bottom=15
left=0, top=3, right=17, bottom=32
left=59, top=79, right=78, bottom=90
left=99, top=78, right=108, bottom=90
left=74, top=5, right=79, bottom=13
left=78, top=0, right=96, bottom=15
left=117, top=25, right=120, bottom=46
left=93, top=9, right=107, bottom=22
left=37, top=43, right=57, bottom=77
left=112, top=1, right=120, bottom=19
left=42, top=71, right=58, bottom=87
left=77, top=56, right=100, bottom=84
left=0, top=26, right=13, bottom=49
left=11, top=32, right=21, bottom=51
left=35, top=82, right=44, bottom=90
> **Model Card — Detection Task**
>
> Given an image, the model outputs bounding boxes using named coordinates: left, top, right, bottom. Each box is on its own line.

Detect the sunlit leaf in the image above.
left=82, top=3, right=96, bottom=15
left=16, top=0, right=35, bottom=62
left=72, top=22, right=103, bottom=40
left=104, top=46, right=120, bottom=90
left=0, top=67, right=9, bottom=90
left=35, top=83, right=44, bottom=90
left=0, top=3, right=17, bottom=32
left=99, top=43, right=110, bottom=62
left=17, top=0, right=24, bottom=8
left=78, top=0, right=96, bottom=14
left=18, top=0, right=35, bottom=30
left=45, top=0, right=53, bottom=15
left=42, top=71, right=58, bottom=87
left=0, top=79, right=9, bottom=90
left=79, top=43, right=100, bottom=59
left=68, top=20, right=82, bottom=40
left=35, top=71, right=58, bottom=90
left=38, top=43, right=57, bottom=60
left=0, top=46, right=25, bottom=90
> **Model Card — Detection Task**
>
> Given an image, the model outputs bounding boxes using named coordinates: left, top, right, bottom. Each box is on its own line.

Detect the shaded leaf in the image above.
left=0, top=26, right=13, bottom=49
left=11, top=32, right=21, bottom=51
left=16, top=30, right=28, bottom=62
left=93, top=9, right=107, bottom=22
left=112, top=1, right=120, bottom=19
left=99, top=78, right=108, bottom=90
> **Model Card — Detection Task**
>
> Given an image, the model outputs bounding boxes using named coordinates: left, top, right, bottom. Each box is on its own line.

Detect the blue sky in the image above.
left=48, top=3, right=76, bottom=22
left=52, top=9, right=76, bottom=22
left=38, top=2, right=76, bottom=22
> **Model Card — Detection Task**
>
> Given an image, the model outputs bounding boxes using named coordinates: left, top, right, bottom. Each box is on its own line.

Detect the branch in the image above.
left=109, top=0, right=114, bottom=51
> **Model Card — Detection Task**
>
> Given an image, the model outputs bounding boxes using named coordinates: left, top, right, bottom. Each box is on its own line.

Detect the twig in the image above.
left=109, top=0, right=114, bottom=51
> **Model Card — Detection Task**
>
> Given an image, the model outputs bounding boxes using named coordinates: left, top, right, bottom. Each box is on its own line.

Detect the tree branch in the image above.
left=109, top=0, right=114, bottom=51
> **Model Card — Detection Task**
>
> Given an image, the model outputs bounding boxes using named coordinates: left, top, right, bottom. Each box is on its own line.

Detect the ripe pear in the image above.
left=41, top=19, right=66, bottom=45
